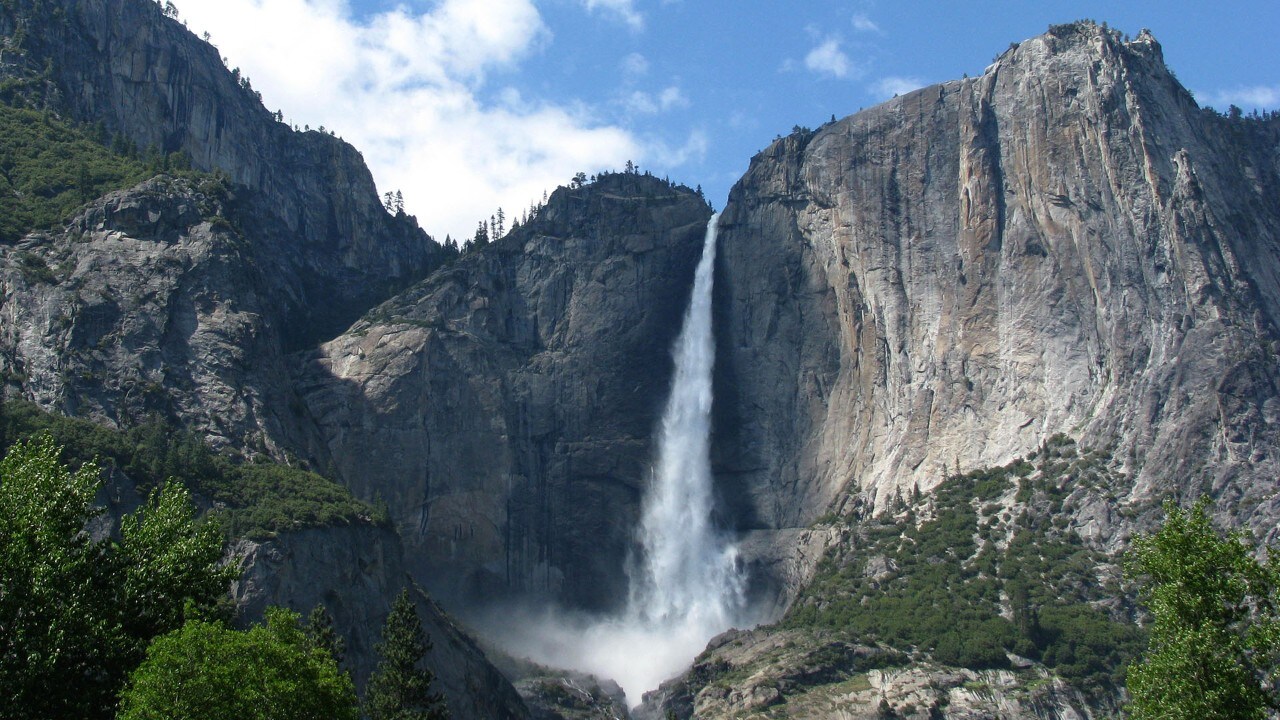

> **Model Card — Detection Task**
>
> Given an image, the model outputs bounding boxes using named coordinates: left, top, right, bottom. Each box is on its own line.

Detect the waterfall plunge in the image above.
left=489, top=215, right=746, bottom=707
left=629, top=212, right=744, bottom=634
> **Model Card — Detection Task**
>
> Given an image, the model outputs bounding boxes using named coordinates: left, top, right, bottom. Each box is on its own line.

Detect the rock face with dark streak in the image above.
left=714, top=23, right=1280, bottom=603
left=296, top=172, right=713, bottom=611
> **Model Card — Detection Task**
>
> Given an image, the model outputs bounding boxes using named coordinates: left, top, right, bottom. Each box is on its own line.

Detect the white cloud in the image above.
left=581, top=0, right=644, bottom=30
left=1195, top=84, right=1280, bottom=110
left=805, top=38, right=857, bottom=79
left=658, top=86, right=689, bottom=110
left=646, top=128, right=709, bottom=167
left=851, top=13, right=880, bottom=33
left=622, top=86, right=688, bottom=115
left=871, top=75, right=925, bottom=99
left=621, top=52, right=649, bottom=77
left=178, top=0, right=642, bottom=241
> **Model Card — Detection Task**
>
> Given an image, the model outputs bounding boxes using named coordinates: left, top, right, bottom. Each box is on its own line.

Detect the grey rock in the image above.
left=0, top=176, right=307, bottom=454
left=1, top=0, right=447, bottom=347
left=713, top=22, right=1280, bottom=572
left=296, top=172, right=713, bottom=612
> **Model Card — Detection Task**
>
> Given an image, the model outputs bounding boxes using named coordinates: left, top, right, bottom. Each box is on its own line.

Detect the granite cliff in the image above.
left=0, top=0, right=446, bottom=352
left=713, top=23, right=1280, bottom=601
left=0, top=0, right=516, bottom=715
left=296, top=172, right=712, bottom=611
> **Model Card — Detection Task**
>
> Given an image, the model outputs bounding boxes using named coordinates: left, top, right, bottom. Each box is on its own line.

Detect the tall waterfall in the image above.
left=487, top=215, right=745, bottom=706
left=628, top=212, right=744, bottom=631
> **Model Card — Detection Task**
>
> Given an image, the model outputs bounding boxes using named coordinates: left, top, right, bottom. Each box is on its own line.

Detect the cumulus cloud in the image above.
left=178, top=0, right=642, bottom=240
left=581, top=0, right=644, bottom=30
left=1196, top=84, right=1280, bottom=111
left=805, top=38, right=857, bottom=79
left=871, top=75, right=925, bottom=99
left=851, top=13, right=880, bottom=33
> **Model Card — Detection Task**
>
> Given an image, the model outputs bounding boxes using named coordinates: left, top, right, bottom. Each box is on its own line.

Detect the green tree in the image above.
left=305, top=603, right=346, bottom=665
left=0, top=436, right=112, bottom=717
left=118, top=608, right=359, bottom=720
left=118, top=481, right=237, bottom=650
left=0, top=436, right=232, bottom=719
left=365, top=588, right=448, bottom=720
left=1125, top=498, right=1280, bottom=719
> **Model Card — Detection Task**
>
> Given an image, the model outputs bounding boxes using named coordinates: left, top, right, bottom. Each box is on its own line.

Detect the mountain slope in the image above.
left=0, top=0, right=447, bottom=348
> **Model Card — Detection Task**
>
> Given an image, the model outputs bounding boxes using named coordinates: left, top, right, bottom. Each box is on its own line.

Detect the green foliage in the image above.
left=1125, top=498, right=1280, bottom=719
left=366, top=588, right=448, bottom=720
left=0, top=436, right=231, bottom=719
left=0, top=400, right=385, bottom=538
left=306, top=604, right=346, bottom=666
left=119, top=482, right=237, bottom=644
left=0, top=104, right=155, bottom=241
left=786, top=441, right=1144, bottom=688
left=118, top=608, right=359, bottom=720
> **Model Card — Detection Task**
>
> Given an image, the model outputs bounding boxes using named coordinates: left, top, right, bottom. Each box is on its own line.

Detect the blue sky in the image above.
left=175, top=0, right=1279, bottom=242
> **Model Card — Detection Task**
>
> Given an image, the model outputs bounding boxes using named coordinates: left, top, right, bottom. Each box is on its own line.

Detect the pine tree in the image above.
left=365, top=589, right=447, bottom=720
left=305, top=604, right=345, bottom=666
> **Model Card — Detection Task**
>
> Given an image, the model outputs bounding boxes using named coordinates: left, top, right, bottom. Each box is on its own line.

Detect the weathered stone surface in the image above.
left=296, top=172, right=713, bottom=612
left=0, top=176, right=306, bottom=452
left=639, top=627, right=1113, bottom=720
left=714, top=23, right=1280, bottom=564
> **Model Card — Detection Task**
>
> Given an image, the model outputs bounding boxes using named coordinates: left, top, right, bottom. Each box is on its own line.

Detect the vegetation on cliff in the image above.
left=0, top=102, right=204, bottom=242
left=786, top=436, right=1144, bottom=689
left=0, top=400, right=387, bottom=538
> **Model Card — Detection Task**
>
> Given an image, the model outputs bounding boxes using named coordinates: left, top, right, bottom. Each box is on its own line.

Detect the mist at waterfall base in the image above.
left=479, top=215, right=749, bottom=706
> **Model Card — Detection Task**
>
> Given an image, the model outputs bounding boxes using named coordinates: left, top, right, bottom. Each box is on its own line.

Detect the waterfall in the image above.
left=485, top=215, right=745, bottom=706
left=628, top=212, right=743, bottom=631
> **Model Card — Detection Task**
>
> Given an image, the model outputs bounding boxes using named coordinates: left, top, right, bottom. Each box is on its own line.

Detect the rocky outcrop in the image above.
left=231, top=523, right=530, bottom=720
left=638, top=628, right=1116, bottom=720
left=713, top=22, right=1280, bottom=568
left=0, top=176, right=313, bottom=454
left=0, top=0, right=446, bottom=348
left=296, top=172, right=713, bottom=611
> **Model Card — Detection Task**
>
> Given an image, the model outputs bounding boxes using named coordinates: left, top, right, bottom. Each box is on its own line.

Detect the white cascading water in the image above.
left=627, top=212, right=743, bottom=633
left=490, top=214, right=746, bottom=707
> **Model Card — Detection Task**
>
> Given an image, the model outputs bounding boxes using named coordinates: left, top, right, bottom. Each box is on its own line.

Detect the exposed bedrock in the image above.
left=713, top=23, right=1280, bottom=606
left=297, top=173, right=713, bottom=612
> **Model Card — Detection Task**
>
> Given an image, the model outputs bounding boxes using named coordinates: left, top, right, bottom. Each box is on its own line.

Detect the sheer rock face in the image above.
left=714, top=24, right=1280, bottom=580
left=0, top=177, right=309, bottom=454
left=297, top=173, right=713, bottom=612
left=1, top=0, right=444, bottom=347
